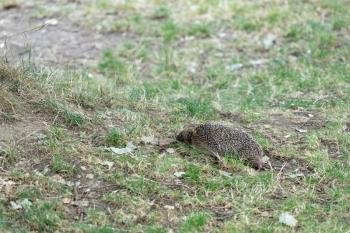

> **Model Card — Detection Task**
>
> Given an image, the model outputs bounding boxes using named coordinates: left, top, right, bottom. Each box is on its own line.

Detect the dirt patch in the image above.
left=221, top=110, right=327, bottom=133
left=0, top=118, right=46, bottom=144
left=262, top=149, right=314, bottom=175
left=259, top=112, right=327, bottom=133
left=0, top=7, right=129, bottom=68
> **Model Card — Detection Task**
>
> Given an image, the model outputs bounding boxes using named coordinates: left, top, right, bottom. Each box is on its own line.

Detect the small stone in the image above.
left=86, top=174, right=94, bottom=179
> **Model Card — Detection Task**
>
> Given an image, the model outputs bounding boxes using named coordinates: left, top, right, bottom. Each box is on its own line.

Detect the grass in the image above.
left=1, top=0, right=350, bottom=232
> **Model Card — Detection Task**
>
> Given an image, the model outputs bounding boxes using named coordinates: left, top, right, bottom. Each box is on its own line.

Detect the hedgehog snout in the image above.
left=176, top=132, right=185, bottom=142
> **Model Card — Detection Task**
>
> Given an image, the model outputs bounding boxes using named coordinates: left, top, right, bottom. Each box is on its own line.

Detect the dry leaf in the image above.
left=218, top=170, right=232, bottom=177
left=52, top=174, right=66, bottom=185
left=164, top=205, right=175, bottom=210
left=166, top=148, right=175, bottom=154
left=62, top=197, right=71, bottom=204
left=107, top=142, right=137, bottom=154
left=10, top=201, right=22, bottom=210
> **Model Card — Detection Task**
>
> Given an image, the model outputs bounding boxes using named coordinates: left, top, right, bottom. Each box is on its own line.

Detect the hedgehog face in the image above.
left=176, top=130, right=193, bottom=144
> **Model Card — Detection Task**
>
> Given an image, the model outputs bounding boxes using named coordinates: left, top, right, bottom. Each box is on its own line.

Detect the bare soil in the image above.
left=0, top=6, right=128, bottom=69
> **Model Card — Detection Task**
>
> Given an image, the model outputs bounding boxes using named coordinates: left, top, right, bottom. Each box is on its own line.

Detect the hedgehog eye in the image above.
left=187, top=131, right=193, bottom=144
left=187, top=137, right=192, bottom=144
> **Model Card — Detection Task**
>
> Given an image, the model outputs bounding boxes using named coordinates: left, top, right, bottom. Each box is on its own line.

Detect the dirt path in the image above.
left=0, top=6, right=127, bottom=69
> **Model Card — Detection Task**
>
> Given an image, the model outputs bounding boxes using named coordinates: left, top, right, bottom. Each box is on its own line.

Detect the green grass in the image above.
left=1, top=0, right=350, bottom=232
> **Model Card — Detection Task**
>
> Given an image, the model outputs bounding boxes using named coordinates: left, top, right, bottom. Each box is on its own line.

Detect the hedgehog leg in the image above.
left=212, top=152, right=222, bottom=162
left=208, top=149, right=223, bottom=166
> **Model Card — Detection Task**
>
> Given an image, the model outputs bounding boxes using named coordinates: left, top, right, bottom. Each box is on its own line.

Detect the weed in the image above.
left=43, top=100, right=86, bottom=127
left=51, top=155, right=78, bottom=175
left=105, top=128, right=124, bottom=147
left=22, top=201, right=61, bottom=232
left=180, top=212, right=209, bottom=233
left=188, top=22, right=211, bottom=37
left=176, top=97, right=216, bottom=119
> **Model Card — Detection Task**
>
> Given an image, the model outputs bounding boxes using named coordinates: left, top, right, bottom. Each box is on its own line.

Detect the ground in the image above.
left=0, top=0, right=349, bottom=232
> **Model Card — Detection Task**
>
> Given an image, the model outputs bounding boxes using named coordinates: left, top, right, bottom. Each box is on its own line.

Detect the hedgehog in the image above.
left=176, top=123, right=264, bottom=169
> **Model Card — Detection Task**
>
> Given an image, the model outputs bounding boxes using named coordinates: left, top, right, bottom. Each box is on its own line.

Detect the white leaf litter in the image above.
left=262, top=33, right=277, bottom=49
left=218, top=170, right=232, bottom=177
left=227, top=59, right=269, bottom=71
left=295, top=128, right=307, bottom=133
left=20, top=199, right=32, bottom=209
left=166, top=148, right=175, bottom=154
left=107, top=142, right=137, bottom=154
left=228, top=63, right=244, bottom=71
left=174, top=172, right=186, bottom=178
left=10, top=199, right=32, bottom=210
left=279, top=212, right=297, bottom=227
left=288, top=172, right=305, bottom=179
left=141, top=136, right=158, bottom=145
left=52, top=174, right=66, bottom=185
left=44, top=18, right=58, bottom=26
left=249, top=59, right=269, bottom=66
left=164, top=205, right=175, bottom=210
left=10, top=201, right=22, bottom=210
